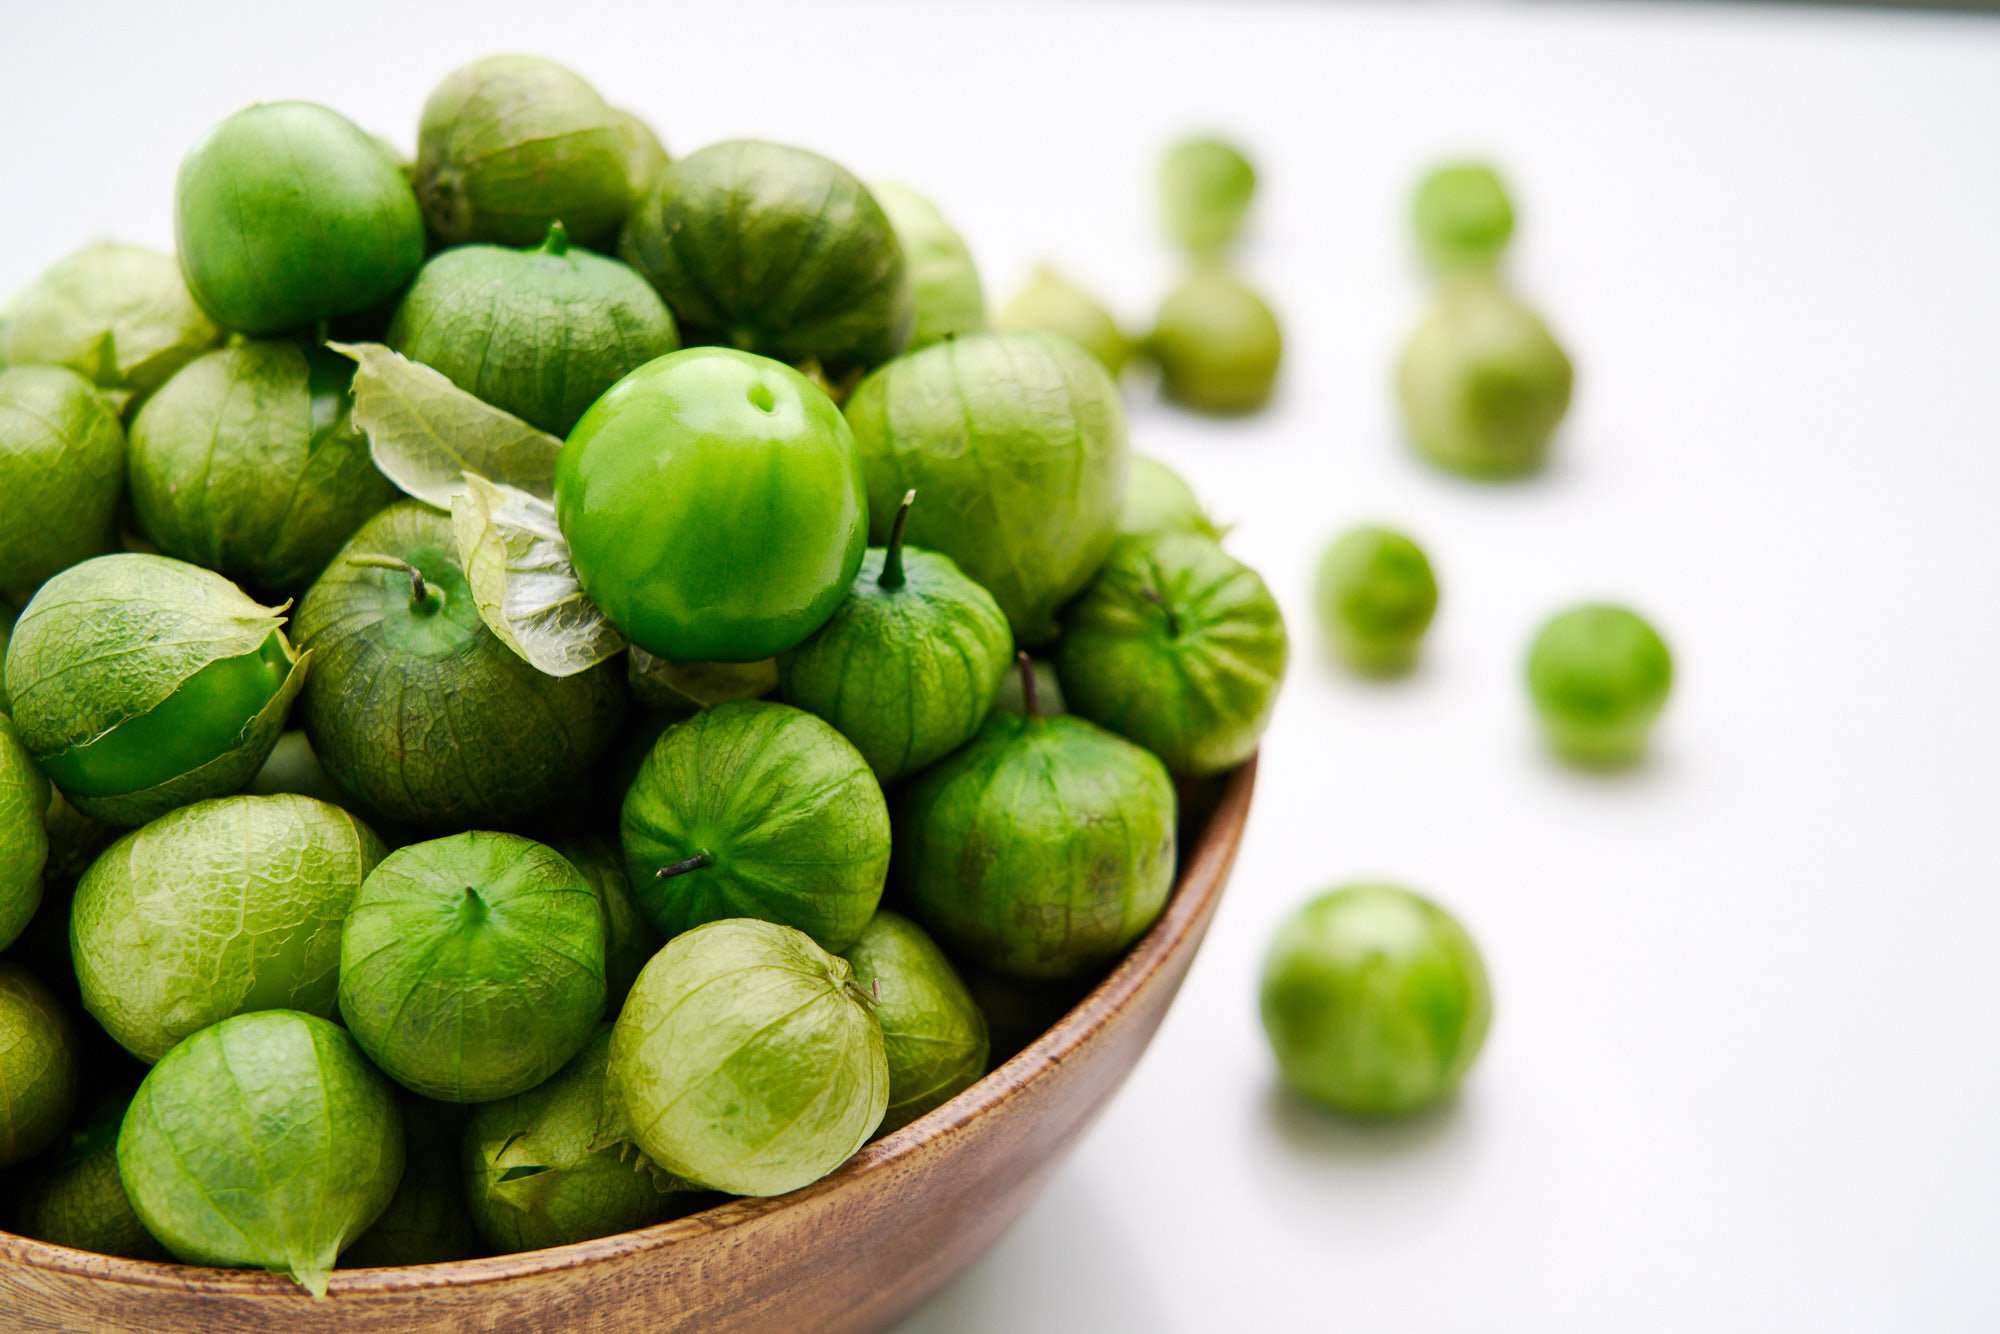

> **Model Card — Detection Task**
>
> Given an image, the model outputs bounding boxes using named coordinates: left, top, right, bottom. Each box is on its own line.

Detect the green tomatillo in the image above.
left=777, top=490, right=1015, bottom=782
left=175, top=101, right=425, bottom=335
left=895, top=655, right=1178, bottom=981
left=338, top=831, right=607, bottom=1103
left=1411, top=161, right=1515, bottom=276
left=1260, top=883, right=1492, bottom=1117
left=1056, top=531, right=1288, bottom=777
left=129, top=340, right=396, bottom=593
left=1148, top=267, right=1284, bottom=415
left=8, top=1088, right=169, bottom=1260
left=1160, top=136, right=1257, bottom=257
left=995, top=267, right=1131, bottom=377
left=557, top=347, right=867, bottom=662
left=0, top=365, right=126, bottom=601
left=1398, top=278, right=1573, bottom=479
left=550, top=835, right=662, bottom=1016
left=387, top=223, right=679, bottom=436
left=870, top=181, right=986, bottom=351
left=609, top=918, right=888, bottom=1197
left=841, top=912, right=990, bottom=1135
left=1526, top=604, right=1674, bottom=767
left=294, top=501, right=627, bottom=827
left=1314, top=526, right=1440, bottom=676
left=5, top=553, right=305, bottom=826
left=845, top=331, right=1129, bottom=643
left=465, top=1027, right=691, bottom=1253
left=1120, top=455, right=1221, bottom=541
left=0, top=714, right=49, bottom=951
left=117, top=1010, right=404, bottom=1296
left=620, top=700, right=890, bottom=953
left=417, top=55, right=643, bottom=249
left=341, top=1096, right=478, bottom=1268
left=1, top=243, right=221, bottom=398
left=71, top=794, right=385, bottom=1062
left=618, top=140, right=913, bottom=376
left=0, top=963, right=76, bottom=1167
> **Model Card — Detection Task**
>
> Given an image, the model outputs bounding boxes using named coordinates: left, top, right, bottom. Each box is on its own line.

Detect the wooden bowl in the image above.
left=0, top=761, right=1255, bottom=1333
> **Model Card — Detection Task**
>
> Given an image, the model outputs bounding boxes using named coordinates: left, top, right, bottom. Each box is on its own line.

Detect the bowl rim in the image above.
left=0, top=760, right=1257, bottom=1297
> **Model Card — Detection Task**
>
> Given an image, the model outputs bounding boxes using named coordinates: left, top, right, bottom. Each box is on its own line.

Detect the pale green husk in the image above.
left=994, top=267, right=1130, bottom=376
left=840, top=913, right=989, bottom=1134
left=1119, top=455, right=1221, bottom=541
left=0, top=962, right=76, bottom=1168
left=452, top=475, right=626, bottom=677
left=341, top=1096, right=477, bottom=1267
left=609, top=919, right=887, bottom=1197
left=117, top=1010, right=404, bottom=1297
left=128, top=341, right=395, bottom=592
left=551, top=836, right=661, bottom=1015
left=0, top=715, right=50, bottom=951
left=0, top=365, right=126, bottom=601
left=9, top=1089, right=170, bottom=1260
left=0, top=242, right=221, bottom=396
left=870, top=181, right=986, bottom=350
left=465, top=1028, right=690, bottom=1252
left=71, top=794, right=385, bottom=1062
left=844, top=332, right=1128, bottom=644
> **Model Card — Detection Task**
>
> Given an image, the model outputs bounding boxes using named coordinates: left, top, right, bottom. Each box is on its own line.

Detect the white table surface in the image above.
left=7, top=1, right=2000, bottom=1329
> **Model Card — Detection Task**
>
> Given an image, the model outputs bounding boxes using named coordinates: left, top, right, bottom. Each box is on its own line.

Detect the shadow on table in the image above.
left=1262, top=1081, right=1468, bottom=1162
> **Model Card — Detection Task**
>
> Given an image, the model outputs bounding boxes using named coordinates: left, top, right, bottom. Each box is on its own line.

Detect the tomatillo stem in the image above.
left=348, top=553, right=441, bottom=614
left=656, top=850, right=716, bottom=880
left=1141, top=586, right=1182, bottom=638
left=1014, top=651, right=1043, bottom=719
left=540, top=221, right=570, bottom=257
left=879, top=489, right=917, bottom=590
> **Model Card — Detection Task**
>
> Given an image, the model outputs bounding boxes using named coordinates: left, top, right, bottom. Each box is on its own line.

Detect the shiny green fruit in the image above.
left=117, top=1010, right=403, bottom=1295
left=1, top=243, right=221, bottom=397
left=894, top=674, right=1177, bottom=981
left=339, top=832, right=606, bottom=1103
left=466, top=1028, right=686, bottom=1253
left=620, top=701, right=889, bottom=953
left=1149, top=268, right=1283, bottom=415
left=994, top=267, right=1130, bottom=376
left=294, top=502, right=626, bottom=827
left=176, top=102, right=425, bottom=335
left=6, top=554, right=304, bottom=826
left=1056, top=532, right=1288, bottom=776
left=845, top=332, right=1128, bottom=643
left=0, top=366, right=125, bottom=601
left=417, top=55, right=641, bottom=249
left=619, top=140, right=912, bottom=375
left=1260, top=884, right=1491, bottom=1117
left=1398, top=279, right=1573, bottom=478
left=129, top=340, right=395, bottom=592
left=777, top=492, right=1014, bottom=781
left=0, top=963, right=76, bottom=1167
left=388, top=223, right=679, bottom=436
left=557, top=348, right=866, bottom=663
left=71, top=794, right=384, bottom=1062
left=870, top=181, right=985, bottom=350
left=1315, top=526, right=1439, bottom=676
left=1526, top=604, right=1673, bottom=767
left=841, top=913, right=989, bottom=1134
left=609, top=918, right=887, bottom=1197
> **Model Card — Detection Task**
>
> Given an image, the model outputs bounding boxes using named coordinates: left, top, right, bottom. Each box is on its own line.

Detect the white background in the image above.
left=6, top=1, right=2000, bottom=1329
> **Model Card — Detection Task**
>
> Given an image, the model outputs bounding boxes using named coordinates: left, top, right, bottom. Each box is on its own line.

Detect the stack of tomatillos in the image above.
left=0, top=54, right=1288, bottom=1296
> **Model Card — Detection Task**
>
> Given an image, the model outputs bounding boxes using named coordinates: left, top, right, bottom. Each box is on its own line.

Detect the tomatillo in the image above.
left=556, top=347, right=867, bottom=663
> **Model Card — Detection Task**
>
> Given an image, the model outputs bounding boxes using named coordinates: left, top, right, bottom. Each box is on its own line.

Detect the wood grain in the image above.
left=0, top=761, right=1256, bottom=1333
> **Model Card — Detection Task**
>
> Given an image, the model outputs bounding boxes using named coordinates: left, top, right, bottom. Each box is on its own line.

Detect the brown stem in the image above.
left=1140, top=586, right=1181, bottom=638
left=348, top=554, right=436, bottom=612
left=1014, top=651, right=1043, bottom=719
left=656, top=851, right=715, bottom=880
